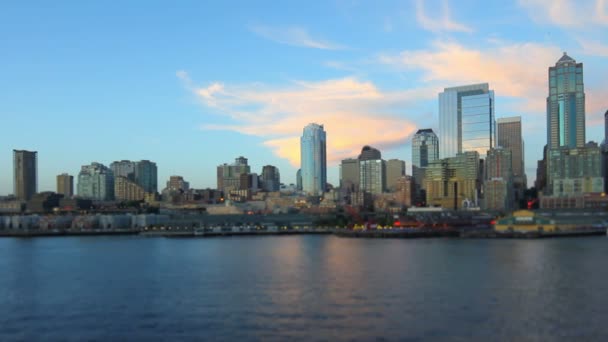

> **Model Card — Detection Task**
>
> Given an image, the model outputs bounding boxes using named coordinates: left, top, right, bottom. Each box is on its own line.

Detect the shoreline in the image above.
left=1, top=227, right=605, bottom=239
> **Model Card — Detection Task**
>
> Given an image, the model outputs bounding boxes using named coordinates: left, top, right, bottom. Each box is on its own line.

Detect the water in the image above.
left=1, top=235, right=608, bottom=341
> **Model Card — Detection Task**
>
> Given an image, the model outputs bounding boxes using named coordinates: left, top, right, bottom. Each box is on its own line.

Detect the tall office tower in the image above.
left=261, top=165, right=281, bottom=192
left=497, top=116, right=526, bottom=202
left=13, top=150, right=37, bottom=201
left=217, top=156, right=251, bottom=194
left=358, top=146, right=386, bottom=195
left=300, top=123, right=327, bottom=196
left=77, top=162, right=114, bottom=201
left=412, top=129, right=439, bottom=197
left=56, top=173, right=74, bottom=197
left=110, top=160, right=157, bottom=193
left=547, top=52, right=585, bottom=149
left=340, top=158, right=359, bottom=191
left=483, top=147, right=514, bottom=210
left=439, top=84, right=495, bottom=159
left=386, top=159, right=406, bottom=191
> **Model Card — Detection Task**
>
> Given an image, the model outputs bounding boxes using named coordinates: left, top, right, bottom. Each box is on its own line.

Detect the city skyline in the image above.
left=1, top=1, right=607, bottom=195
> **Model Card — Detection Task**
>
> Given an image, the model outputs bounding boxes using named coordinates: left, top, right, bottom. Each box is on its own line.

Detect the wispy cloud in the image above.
left=180, top=73, right=436, bottom=166
left=518, top=0, right=608, bottom=28
left=415, top=0, right=473, bottom=33
left=577, top=38, right=608, bottom=57
left=378, top=40, right=561, bottom=113
left=249, top=25, right=345, bottom=50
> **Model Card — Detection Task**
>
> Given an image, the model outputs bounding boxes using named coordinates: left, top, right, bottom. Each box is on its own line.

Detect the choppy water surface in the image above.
left=1, top=235, right=608, bottom=341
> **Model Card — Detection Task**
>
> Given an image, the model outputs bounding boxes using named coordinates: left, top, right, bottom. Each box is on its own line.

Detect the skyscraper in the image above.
left=547, top=52, right=585, bottom=149
left=56, top=173, right=74, bottom=197
left=339, top=158, right=359, bottom=191
left=13, top=150, right=37, bottom=200
left=497, top=116, right=525, bottom=202
left=300, top=123, right=327, bottom=196
left=261, top=165, right=281, bottom=192
left=483, top=147, right=514, bottom=210
left=358, top=146, right=385, bottom=195
left=439, top=84, right=495, bottom=159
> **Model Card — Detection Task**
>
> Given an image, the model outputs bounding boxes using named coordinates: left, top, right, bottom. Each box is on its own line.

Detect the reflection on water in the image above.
left=1, top=236, right=608, bottom=340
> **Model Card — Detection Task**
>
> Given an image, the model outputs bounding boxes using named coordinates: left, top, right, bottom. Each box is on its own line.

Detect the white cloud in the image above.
left=181, top=73, right=436, bottom=166
left=249, top=25, right=345, bottom=50
left=415, top=0, right=473, bottom=33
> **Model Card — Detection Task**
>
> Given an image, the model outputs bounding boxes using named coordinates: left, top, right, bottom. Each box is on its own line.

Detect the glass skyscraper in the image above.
left=547, top=52, right=585, bottom=149
left=300, top=123, right=327, bottom=196
left=439, top=84, right=495, bottom=159
left=412, top=129, right=439, bottom=168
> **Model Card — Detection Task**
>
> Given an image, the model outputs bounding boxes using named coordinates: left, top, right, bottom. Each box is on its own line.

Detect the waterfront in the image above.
left=1, top=235, right=608, bottom=340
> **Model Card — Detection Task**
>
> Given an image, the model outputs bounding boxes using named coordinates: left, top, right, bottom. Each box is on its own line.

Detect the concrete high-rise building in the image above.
left=217, top=156, right=251, bottom=194
left=439, top=84, right=495, bottom=159
left=296, top=169, right=302, bottom=191
left=497, top=116, right=526, bottom=203
left=13, top=150, right=37, bottom=201
left=603, top=110, right=608, bottom=193
left=395, top=176, right=413, bottom=208
left=483, top=147, right=514, bottom=211
left=340, top=158, right=359, bottom=191
left=547, top=52, right=585, bottom=150
left=166, top=176, right=190, bottom=192
left=77, top=162, right=114, bottom=201
left=358, top=146, right=385, bottom=195
left=386, top=159, right=406, bottom=192
left=110, top=160, right=157, bottom=193
left=56, top=173, right=74, bottom=197
left=300, top=123, right=327, bottom=196
left=261, top=165, right=281, bottom=192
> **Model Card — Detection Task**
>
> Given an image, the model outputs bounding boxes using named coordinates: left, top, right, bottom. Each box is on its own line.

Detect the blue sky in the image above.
left=1, top=0, right=607, bottom=195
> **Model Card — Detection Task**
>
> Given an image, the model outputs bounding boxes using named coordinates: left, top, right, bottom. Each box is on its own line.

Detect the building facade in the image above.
left=483, top=147, right=514, bottom=211
left=358, top=146, right=386, bottom=195
left=217, top=156, right=251, bottom=194
left=386, top=159, right=406, bottom=192
left=547, top=146, right=603, bottom=196
left=439, top=84, right=495, bottom=159
left=300, top=123, right=327, bottom=196
left=110, top=160, right=157, bottom=193
left=56, top=173, right=74, bottom=197
left=114, top=176, right=149, bottom=201
left=424, top=151, right=481, bottom=209
left=340, top=158, right=359, bottom=192
left=77, top=162, right=114, bottom=201
left=13, top=150, right=37, bottom=201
